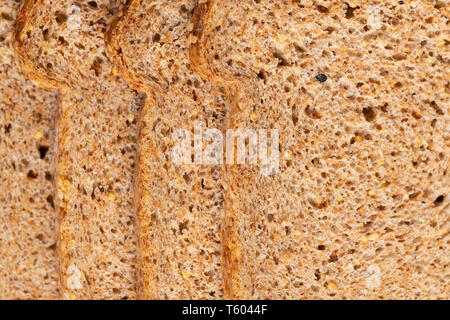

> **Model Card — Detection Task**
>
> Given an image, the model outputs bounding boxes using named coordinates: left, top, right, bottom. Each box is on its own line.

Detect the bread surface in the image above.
left=0, top=0, right=59, bottom=299
left=107, top=0, right=226, bottom=299
left=190, top=0, right=449, bottom=299
left=14, top=0, right=142, bottom=299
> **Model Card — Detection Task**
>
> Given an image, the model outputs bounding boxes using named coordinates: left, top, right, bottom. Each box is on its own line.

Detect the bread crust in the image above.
left=13, top=0, right=141, bottom=299
left=189, top=0, right=450, bottom=299
left=106, top=0, right=226, bottom=299
left=0, top=0, right=59, bottom=299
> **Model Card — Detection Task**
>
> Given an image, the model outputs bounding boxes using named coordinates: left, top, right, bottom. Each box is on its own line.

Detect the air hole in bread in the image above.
left=44, top=171, right=52, bottom=181
left=257, top=69, right=267, bottom=82
left=314, top=269, right=321, bottom=280
left=88, top=1, right=98, bottom=9
left=38, top=145, right=49, bottom=159
left=58, top=36, right=66, bottom=45
left=90, top=57, right=103, bottom=77
left=27, top=170, right=38, bottom=179
left=55, top=11, right=68, bottom=24
left=1, top=12, right=13, bottom=21
left=316, top=5, right=329, bottom=13
left=292, top=104, right=299, bottom=125
left=328, top=253, right=338, bottom=263
left=179, top=221, right=189, bottom=234
left=325, top=26, right=335, bottom=34
left=294, top=44, right=306, bottom=53
left=433, top=195, right=444, bottom=206
left=273, top=51, right=289, bottom=67
left=75, top=42, right=85, bottom=50
left=430, top=101, right=444, bottom=115
left=435, top=1, right=446, bottom=9
left=42, top=29, right=49, bottom=41
left=153, top=33, right=161, bottom=43
left=304, top=105, right=321, bottom=119
left=362, top=107, right=376, bottom=122
left=344, top=4, right=358, bottom=19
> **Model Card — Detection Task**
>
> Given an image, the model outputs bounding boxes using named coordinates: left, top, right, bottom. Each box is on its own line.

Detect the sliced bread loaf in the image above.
left=14, top=0, right=142, bottom=299
left=0, top=0, right=59, bottom=299
left=190, top=0, right=449, bottom=299
left=107, top=0, right=226, bottom=299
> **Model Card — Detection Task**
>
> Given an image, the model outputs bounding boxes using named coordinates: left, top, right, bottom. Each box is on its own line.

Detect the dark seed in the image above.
left=316, top=74, right=327, bottom=83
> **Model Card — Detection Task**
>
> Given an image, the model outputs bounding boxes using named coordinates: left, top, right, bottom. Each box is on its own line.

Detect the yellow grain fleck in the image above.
left=293, top=230, right=302, bottom=237
left=250, top=111, right=257, bottom=122
left=60, top=179, right=70, bottom=193
left=328, top=281, right=338, bottom=292
left=107, top=192, right=116, bottom=202
left=354, top=135, right=364, bottom=142
left=34, top=131, right=43, bottom=140
left=182, top=270, right=190, bottom=279
left=127, top=113, right=135, bottom=123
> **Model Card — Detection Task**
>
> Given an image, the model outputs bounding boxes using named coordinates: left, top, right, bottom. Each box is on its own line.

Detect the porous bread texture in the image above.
left=14, top=0, right=142, bottom=299
left=0, top=0, right=59, bottom=299
left=107, top=0, right=225, bottom=299
left=190, top=0, right=449, bottom=299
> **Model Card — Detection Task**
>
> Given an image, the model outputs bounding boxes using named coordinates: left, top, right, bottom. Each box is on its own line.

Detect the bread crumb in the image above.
left=360, top=232, right=379, bottom=243
left=66, top=264, right=83, bottom=290
left=366, top=265, right=381, bottom=290
left=127, top=113, right=135, bottom=122
left=250, top=112, right=257, bottom=122
left=367, top=190, right=377, bottom=198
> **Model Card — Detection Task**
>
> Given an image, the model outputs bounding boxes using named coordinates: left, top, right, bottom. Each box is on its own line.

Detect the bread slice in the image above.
left=14, top=0, right=142, bottom=299
left=0, top=0, right=59, bottom=299
left=190, top=0, right=449, bottom=299
left=106, top=0, right=226, bottom=299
